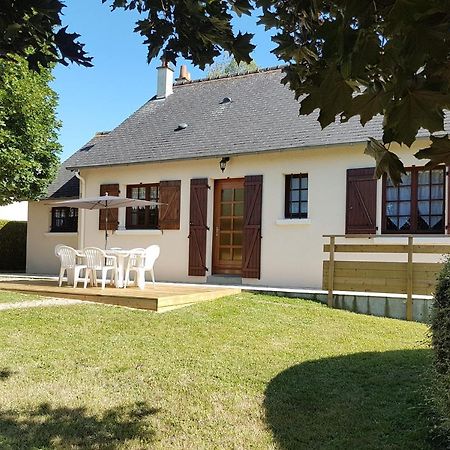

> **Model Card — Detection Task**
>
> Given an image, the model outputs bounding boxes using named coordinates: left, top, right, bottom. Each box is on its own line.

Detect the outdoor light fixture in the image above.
left=219, top=157, right=230, bottom=172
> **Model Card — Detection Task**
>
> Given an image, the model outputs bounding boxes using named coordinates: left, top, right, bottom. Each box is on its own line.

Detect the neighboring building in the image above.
left=0, top=202, right=28, bottom=221
left=26, top=64, right=450, bottom=289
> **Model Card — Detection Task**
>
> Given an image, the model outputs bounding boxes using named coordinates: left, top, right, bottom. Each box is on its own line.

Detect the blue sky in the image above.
left=53, top=1, right=279, bottom=161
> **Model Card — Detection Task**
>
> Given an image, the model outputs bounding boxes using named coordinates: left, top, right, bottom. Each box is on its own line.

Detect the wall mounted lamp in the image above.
left=219, top=157, right=230, bottom=173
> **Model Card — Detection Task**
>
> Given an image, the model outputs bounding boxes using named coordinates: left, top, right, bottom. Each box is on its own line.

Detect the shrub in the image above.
left=0, top=220, right=27, bottom=271
left=430, top=257, right=450, bottom=446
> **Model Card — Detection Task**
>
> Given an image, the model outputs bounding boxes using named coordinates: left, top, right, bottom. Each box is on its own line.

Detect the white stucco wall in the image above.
left=26, top=202, right=78, bottom=274
left=26, top=141, right=448, bottom=288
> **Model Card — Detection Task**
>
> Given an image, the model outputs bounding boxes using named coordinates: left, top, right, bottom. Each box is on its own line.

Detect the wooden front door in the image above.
left=213, top=178, right=245, bottom=275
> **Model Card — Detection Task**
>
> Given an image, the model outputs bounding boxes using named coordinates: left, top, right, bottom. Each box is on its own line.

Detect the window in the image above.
left=285, top=174, right=308, bottom=219
left=383, top=167, right=445, bottom=234
left=51, top=207, right=78, bottom=232
left=126, top=184, right=159, bottom=229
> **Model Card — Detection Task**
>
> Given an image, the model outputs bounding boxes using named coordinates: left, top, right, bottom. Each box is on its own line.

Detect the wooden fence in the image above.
left=323, top=235, right=450, bottom=321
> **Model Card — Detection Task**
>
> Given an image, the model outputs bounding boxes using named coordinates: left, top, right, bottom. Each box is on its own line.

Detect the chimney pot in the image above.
left=176, top=65, right=191, bottom=82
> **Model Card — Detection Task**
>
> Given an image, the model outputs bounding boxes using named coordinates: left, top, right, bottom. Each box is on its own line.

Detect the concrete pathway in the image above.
left=0, top=298, right=84, bottom=311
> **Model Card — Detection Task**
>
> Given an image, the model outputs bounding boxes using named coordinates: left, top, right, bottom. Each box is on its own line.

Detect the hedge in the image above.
left=430, top=258, right=450, bottom=446
left=0, top=220, right=27, bottom=271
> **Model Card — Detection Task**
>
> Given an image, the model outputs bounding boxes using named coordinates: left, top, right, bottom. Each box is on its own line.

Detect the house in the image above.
left=26, top=63, right=450, bottom=289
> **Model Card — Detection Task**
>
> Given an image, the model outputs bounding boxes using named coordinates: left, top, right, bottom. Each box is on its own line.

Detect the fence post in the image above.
left=327, top=236, right=335, bottom=308
left=406, top=235, right=413, bottom=321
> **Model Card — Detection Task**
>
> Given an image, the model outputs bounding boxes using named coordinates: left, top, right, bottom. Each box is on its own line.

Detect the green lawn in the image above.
left=0, top=291, right=431, bottom=449
left=0, top=290, right=44, bottom=304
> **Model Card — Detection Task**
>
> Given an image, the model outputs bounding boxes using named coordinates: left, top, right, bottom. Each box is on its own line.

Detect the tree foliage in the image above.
left=105, top=0, right=450, bottom=183
left=207, top=55, right=258, bottom=78
left=429, top=258, right=450, bottom=445
left=0, top=57, right=61, bottom=205
left=0, top=0, right=92, bottom=70
left=3, top=1, right=450, bottom=182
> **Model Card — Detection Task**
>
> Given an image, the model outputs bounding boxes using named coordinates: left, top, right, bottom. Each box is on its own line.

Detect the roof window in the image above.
left=175, top=123, right=188, bottom=131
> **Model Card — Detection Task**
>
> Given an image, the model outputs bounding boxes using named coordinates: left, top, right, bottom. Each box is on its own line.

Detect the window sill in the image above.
left=116, top=229, right=162, bottom=236
left=379, top=233, right=446, bottom=237
left=44, top=232, right=78, bottom=237
left=276, top=219, right=311, bottom=226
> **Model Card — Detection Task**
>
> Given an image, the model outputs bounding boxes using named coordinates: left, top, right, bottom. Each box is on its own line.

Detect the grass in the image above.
left=0, top=292, right=431, bottom=449
left=0, top=290, right=45, bottom=304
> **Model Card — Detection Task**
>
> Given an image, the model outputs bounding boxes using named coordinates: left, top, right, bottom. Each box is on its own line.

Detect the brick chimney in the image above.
left=156, top=58, right=174, bottom=98
left=176, top=65, right=191, bottom=82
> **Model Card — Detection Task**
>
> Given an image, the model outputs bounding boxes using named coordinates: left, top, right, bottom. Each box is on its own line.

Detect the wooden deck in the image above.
left=0, top=280, right=240, bottom=312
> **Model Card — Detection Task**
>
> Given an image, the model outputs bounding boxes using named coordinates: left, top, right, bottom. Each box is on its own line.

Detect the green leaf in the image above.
left=342, top=87, right=389, bottom=125
left=229, top=0, right=252, bottom=17
left=383, top=90, right=450, bottom=146
left=316, top=66, right=354, bottom=128
left=229, top=32, right=255, bottom=64
left=364, top=138, right=406, bottom=185
left=414, top=135, right=450, bottom=168
left=300, top=90, right=321, bottom=116
left=257, top=10, right=279, bottom=31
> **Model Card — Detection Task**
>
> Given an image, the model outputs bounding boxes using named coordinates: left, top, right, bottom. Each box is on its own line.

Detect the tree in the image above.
left=207, top=55, right=258, bottom=78
left=0, top=1, right=92, bottom=71
left=0, top=57, right=61, bottom=205
left=105, top=0, right=450, bottom=184
left=3, top=1, right=450, bottom=182
left=429, top=258, right=450, bottom=445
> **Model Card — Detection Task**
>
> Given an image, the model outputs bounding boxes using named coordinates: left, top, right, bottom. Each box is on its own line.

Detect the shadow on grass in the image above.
left=0, top=401, right=158, bottom=448
left=264, top=349, right=432, bottom=450
left=0, top=369, right=13, bottom=381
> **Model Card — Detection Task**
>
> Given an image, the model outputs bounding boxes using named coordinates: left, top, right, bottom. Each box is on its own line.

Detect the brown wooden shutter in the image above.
left=242, top=175, right=263, bottom=279
left=99, top=184, right=119, bottom=230
left=346, top=168, right=377, bottom=234
left=159, top=180, right=181, bottom=230
left=188, top=178, right=209, bottom=276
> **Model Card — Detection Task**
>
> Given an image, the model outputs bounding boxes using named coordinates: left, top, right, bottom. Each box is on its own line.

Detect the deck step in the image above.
left=206, top=275, right=242, bottom=286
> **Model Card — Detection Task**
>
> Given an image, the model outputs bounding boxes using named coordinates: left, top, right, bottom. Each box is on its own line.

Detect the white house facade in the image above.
left=26, top=66, right=449, bottom=288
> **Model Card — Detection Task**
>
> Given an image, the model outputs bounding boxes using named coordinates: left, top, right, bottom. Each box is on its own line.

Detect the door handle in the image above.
left=215, top=226, right=219, bottom=237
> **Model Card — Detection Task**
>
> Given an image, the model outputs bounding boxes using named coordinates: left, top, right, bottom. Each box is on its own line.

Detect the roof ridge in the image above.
left=174, top=64, right=287, bottom=87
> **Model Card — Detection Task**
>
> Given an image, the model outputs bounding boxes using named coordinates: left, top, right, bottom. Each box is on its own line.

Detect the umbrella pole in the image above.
left=105, top=204, right=108, bottom=250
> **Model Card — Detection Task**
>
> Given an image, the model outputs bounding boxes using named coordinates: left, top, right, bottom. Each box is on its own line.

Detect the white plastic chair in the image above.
left=54, top=244, right=64, bottom=258
left=56, top=245, right=87, bottom=288
left=83, top=247, right=118, bottom=289
left=124, top=245, right=160, bottom=289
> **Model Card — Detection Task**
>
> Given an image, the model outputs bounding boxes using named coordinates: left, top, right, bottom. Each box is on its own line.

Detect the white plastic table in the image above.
left=106, top=249, right=145, bottom=288
left=104, top=249, right=128, bottom=288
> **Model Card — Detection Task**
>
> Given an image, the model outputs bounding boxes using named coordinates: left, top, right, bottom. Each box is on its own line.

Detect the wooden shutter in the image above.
left=242, top=175, right=263, bottom=279
left=346, top=168, right=377, bottom=234
left=188, top=178, right=209, bottom=276
left=159, top=180, right=181, bottom=230
left=99, top=183, right=119, bottom=230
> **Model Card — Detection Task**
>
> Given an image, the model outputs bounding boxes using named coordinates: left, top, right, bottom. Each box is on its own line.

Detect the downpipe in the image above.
left=74, top=170, right=86, bottom=249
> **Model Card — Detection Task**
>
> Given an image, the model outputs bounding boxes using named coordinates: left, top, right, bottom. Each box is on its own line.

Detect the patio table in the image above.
left=63, top=248, right=145, bottom=288
left=104, top=249, right=128, bottom=288
left=105, top=249, right=145, bottom=289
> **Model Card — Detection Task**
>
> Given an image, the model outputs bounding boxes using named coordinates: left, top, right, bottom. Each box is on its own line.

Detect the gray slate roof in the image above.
left=65, top=67, right=392, bottom=170
left=46, top=135, right=103, bottom=199
left=51, top=67, right=450, bottom=198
